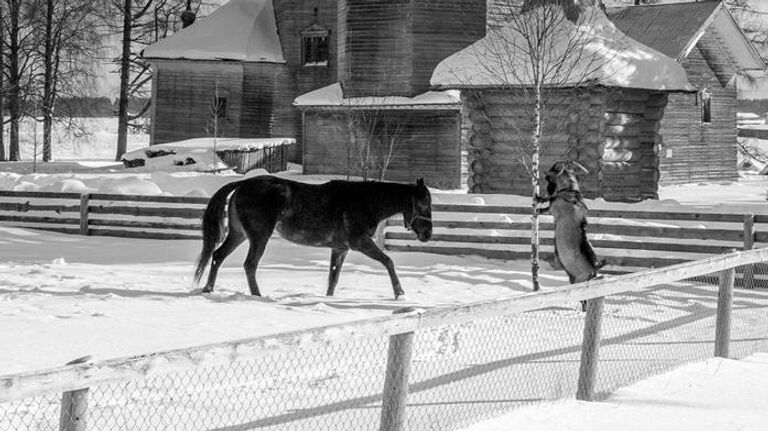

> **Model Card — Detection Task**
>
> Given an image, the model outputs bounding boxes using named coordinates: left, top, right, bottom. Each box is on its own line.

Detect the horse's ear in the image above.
left=416, top=178, right=424, bottom=187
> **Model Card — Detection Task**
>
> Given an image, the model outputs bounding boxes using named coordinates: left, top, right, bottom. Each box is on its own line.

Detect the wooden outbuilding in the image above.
left=606, top=1, right=764, bottom=185
left=143, top=0, right=338, bottom=162
left=294, top=0, right=485, bottom=189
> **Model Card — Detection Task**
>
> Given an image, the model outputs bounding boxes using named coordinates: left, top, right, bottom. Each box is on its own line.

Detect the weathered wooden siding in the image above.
left=152, top=61, right=244, bottom=145
left=303, top=109, right=462, bottom=189
left=658, top=39, right=738, bottom=185
left=240, top=63, right=296, bottom=149
left=463, top=87, right=668, bottom=201
left=339, top=0, right=484, bottom=97
left=411, top=0, right=485, bottom=95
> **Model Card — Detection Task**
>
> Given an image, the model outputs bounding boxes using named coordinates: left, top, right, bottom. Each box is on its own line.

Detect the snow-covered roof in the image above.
left=143, top=0, right=285, bottom=63
left=431, top=7, right=695, bottom=92
left=293, top=83, right=461, bottom=109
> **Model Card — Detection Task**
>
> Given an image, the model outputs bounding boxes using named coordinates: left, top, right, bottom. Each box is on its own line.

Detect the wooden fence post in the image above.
left=79, top=193, right=90, bottom=236
left=379, top=308, right=417, bottom=431
left=576, top=296, right=605, bottom=401
left=59, top=356, right=91, bottom=431
left=742, top=214, right=755, bottom=289
left=715, top=267, right=735, bottom=358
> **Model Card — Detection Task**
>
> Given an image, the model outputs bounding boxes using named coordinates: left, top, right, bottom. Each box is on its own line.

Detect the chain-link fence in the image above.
left=2, top=256, right=768, bottom=431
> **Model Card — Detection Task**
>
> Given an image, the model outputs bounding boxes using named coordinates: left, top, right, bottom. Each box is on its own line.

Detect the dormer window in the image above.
left=301, top=10, right=329, bottom=67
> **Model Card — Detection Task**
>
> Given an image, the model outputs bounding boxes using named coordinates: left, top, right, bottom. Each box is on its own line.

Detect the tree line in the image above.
left=0, top=0, right=212, bottom=162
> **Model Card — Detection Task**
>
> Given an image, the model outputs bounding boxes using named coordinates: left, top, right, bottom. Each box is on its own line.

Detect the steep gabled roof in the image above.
left=143, top=0, right=285, bottom=63
left=606, top=1, right=763, bottom=72
left=605, top=2, right=720, bottom=61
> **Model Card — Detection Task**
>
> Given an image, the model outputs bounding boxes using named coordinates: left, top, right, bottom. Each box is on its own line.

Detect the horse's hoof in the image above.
left=395, top=294, right=408, bottom=302
left=201, top=287, right=213, bottom=294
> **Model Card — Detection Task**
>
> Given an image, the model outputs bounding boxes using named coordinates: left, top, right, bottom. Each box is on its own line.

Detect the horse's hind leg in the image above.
left=351, top=237, right=404, bottom=299
left=203, top=228, right=245, bottom=293
left=326, top=248, right=349, bottom=297
left=243, top=238, right=269, bottom=296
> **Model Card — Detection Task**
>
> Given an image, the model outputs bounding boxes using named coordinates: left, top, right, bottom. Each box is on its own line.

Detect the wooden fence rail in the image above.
left=0, top=190, right=765, bottom=271
left=2, top=247, right=767, bottom=430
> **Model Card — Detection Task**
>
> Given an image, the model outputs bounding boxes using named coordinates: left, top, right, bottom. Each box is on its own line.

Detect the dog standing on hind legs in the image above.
left=537, top=161, right=605, bottom=311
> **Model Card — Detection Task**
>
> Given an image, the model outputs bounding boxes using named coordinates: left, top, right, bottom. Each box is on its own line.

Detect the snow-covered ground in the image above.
left=2, top=117, right=148, bottom=161
left=461, top=353, right=768, bottom=431
left=1, top=128, right=767, bottom=430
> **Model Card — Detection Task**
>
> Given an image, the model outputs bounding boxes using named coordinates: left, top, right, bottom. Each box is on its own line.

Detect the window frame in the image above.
left=700, top=89, right=712, bottom=125
left=301, top=27, right=330, bottom=67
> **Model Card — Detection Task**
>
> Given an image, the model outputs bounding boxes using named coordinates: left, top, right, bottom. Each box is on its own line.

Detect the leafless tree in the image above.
left=444, top=0, right=611, bottom=290
left=34, top=0, right=103, bottom=161
left=107, top=0, right=214, bottom=161
left=1, top=0, right=40, bottom=161
left=334, top=107, right=404, bottom=182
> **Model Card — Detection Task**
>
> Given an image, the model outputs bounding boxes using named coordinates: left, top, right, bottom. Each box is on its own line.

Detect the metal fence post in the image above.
left=379, top=308, right=416, bottom=431
left=576, top=296, right=605, bottom=401
left=59, top=356, right=91, bottom=431
left=715, top=267, right=735, bottom=358
left=79, top=193, right=90, bottom=236
left=742, top=214, right=755, bottom=289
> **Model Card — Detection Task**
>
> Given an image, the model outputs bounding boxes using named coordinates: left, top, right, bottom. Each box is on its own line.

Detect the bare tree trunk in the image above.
left=0, top=1, right=6, bottom=161
left=115, top=0, right=132, bottom=161
left=530, top=85, right=543, bottom=292
left=8, top=0, right=20, bottom=161
left=42, top=0, right=54, bottom=162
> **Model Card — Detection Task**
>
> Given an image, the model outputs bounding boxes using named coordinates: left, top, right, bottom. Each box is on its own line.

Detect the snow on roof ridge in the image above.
left=293, top=83, right=461, bottom=108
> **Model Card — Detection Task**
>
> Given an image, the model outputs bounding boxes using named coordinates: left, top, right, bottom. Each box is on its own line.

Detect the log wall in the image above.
left=302, top=109, right=462, bottom=189
left=464, top=87, right=668, bottom=201
left=658, top=39, right=738, bottom=185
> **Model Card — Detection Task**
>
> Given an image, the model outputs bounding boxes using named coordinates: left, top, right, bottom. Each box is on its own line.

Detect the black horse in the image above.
left=193, top=176, right=432, bottom=299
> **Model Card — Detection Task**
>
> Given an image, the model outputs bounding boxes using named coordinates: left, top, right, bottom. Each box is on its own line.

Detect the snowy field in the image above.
left=0, top=128, right=767, bottom=430
left=461, top=353, right=768, bottom=431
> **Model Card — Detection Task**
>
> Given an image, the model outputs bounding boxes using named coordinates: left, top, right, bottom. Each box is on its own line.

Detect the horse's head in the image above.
left=404, top=178, right=432, bottom=242
left=545, top=160, right=588, bottom=196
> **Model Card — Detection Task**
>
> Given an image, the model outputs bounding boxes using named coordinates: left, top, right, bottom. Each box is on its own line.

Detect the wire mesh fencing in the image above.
left=2, top=262, right=768, bottom=431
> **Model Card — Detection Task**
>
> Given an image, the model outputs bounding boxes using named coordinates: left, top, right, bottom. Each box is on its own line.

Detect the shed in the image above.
left=294, top=0, right=486, bottom=189
left=432, top=6, right=694, bottom=201
left=606, top=1, right=765, bottom=185
left=143, top=0, right=339, bottom=163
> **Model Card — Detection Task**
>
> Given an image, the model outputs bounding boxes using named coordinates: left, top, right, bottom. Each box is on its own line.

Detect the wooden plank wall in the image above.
left=338, top=0, right=485, bottom=97
left=152, top=61, right=244, bottom=145
left=410, top=0, right=486, bottom=95
left=658, top=38, right=738, bottom=186
left=338, top=0, right=413, bottom=97
left=302, top=109, right=463, bottom=189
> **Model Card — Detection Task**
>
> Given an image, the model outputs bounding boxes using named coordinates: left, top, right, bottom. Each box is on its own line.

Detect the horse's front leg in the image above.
left=351, top=236, right=404, bottom=299
left=326, top=248, right=349, bottom=296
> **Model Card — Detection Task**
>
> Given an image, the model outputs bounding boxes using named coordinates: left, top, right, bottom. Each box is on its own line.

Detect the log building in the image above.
left=606, top=2, right=764, bottom=186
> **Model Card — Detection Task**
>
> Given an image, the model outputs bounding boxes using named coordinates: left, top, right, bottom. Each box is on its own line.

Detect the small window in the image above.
left=302, top=34, right=329, bottom=66
left=213, top=96, right=228, bottom=118
left=701, top=89, right=711, bottom=124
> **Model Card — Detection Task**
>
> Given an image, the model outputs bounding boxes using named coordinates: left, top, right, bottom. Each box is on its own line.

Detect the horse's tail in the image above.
left=194, top=181, right=243, bottom=284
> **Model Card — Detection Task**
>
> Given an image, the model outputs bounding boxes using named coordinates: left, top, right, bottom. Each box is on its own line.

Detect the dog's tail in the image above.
left=193, top=181, right=243, bottom=284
